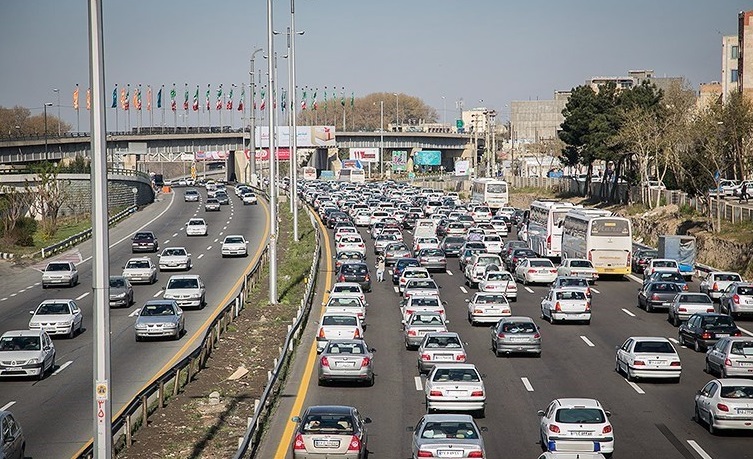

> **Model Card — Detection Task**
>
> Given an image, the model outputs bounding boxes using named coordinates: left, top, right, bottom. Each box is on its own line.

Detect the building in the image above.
left=586, top=70, right=683, bottom=94
left=461, top=107, right=494, bottom=134
left=722, top=35, right=739, bottom=103
left=698, top=82, right=722, bottom=111
left=509, top=91, right=569, bottom=144
left=739, top=10, right=753, bottom=101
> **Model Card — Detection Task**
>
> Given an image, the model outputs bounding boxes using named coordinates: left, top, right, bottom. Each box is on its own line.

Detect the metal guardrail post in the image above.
left=141, top=395, right=148, bottom=429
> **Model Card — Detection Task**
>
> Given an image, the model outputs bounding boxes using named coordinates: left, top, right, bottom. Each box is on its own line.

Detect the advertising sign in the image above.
left=246, top=148, right=290, bottom=161
left=454, top=160, right=470, bottom=176
left=195, top=151, right=229, bottom=160
left=391, top=150, right=407, bottom=171
left=349, top=147, right=379, bottom=163
left=256, top=126, right=336, bottom=148
left=302, top=166, right=317, bottom=180
left=341, top=159, right=363, bottom=170
left=414, top=150, right=442, bottom=166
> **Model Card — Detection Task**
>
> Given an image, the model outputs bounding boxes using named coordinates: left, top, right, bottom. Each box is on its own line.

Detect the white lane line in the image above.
left=207, top=246, right=213, bottom=250
left=0, top=298, right=7, bottom=302
left=668, top=337, right=680, bottom=344
left=197, top=254, right=205, bottom=260
left=172, top=233, right=178, bottom=237
left=128, top=308, right=141, bottom=317
left=459, top=286, right=468, bottom=294
left=738, top=326, right=753, bottom=337
left=521, top=377, right=534, bottom=392
left=9, top=293, right=17, bottom=297
left=591, top=287, right=600, bottom=294
left=580, top=336, right=595, bottom=347
left=164, top=239, right=170, bottom=244
left=393, top=286, right=399, bottom=293
left=213, top=238, right=219, bottom=243
left=223, top=226, right=228, bottom=230
left=76, top=292, right=90, bottom=300
left=627, top=274, right=643, bottom=283
left=621, top=308, right=636, bottom=317
left=219, top=232, right=224, bottom=236
left=52, top=360, right=73, bottom=376
left=524, top=286, right=534, bottom=294
left=414, top=376, right=423, bottom=391
left=153, top=290, right=163, bottom=298
left=0, top=401, right=15, bottom=411
left=34, top=282, right=40, bottom=286
left=446, top=270, right=453, bottom=276
left=228, top=216, right=232, bottom=220
left=686, top=440, right=713, bottom=459
left=626, top=379, right=645, bottom=394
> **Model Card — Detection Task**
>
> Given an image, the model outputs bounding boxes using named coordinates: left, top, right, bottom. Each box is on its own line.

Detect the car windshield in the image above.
left=634, top=341, right=675, bottom=353
left=127, top=260, right=151, bottom=269
left=421, top=422, right=479, bottom=439
left=110, top=278, right=126, bottom=288
left=702, top=316, right=735, bottom=328
left=411, top=314, right=443, bottom=325
left=570, top=260, right=593, bottom=268
left=167, top=278, right=199, bottom=289
left=556, top=291, right=586, bottom=300
left=679, top=294, right=711, bottom=304
left=715, top=274, right=742, bottom=282
left=424, top=336, right=461, bottom=348
left=653, top=260, right=677, bottom=268
left=301, top=414, right=356, bottom=434
left=322, top=316, right=358, bottom=326
left=720, top=386, right=753, bottom=399
left=225, top=237, right=244, bottom=244
left=342, top=265, right=367, bottom=275
left=46, top=263, right=71, bottom=272
left=650, top=283, right=680, bottom=292
left=432, top=368, right=480, bottom=382
left=556, top=408, right=605, bottom=424
left=37, top=302, right=71, bottom=315
left=487, top=272, right=512, bottom=281
left=141, top=303, right=177, bottom=316
left=560, top=278, right=588, bottom=288
left=188, top=220, right=204, bottom=226
left=163, top=249, right=186, bottom=256
left=0, top=336, right=41, bottom=351
left=531, top=260, right=554, bottom=268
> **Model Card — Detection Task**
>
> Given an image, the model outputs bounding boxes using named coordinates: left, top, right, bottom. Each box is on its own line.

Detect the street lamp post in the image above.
left=249, top=47, right=263, bottom=186
left=53, top=88, right=61, bottom=136
left=131, top=187, right=138, bottom=208
left=290, top=0, right=303, bottom=241
left=393, top=93, right=399, bottom=131
left=266, top=0, right=278, bottom=304
left=442, top=96, right=446, bottom=126
left=43, top=102, right=53, bottom=161
left=380, top=100, right=384, bottom=177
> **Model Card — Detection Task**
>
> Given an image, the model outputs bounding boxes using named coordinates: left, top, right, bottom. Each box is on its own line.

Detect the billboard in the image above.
left=341, top=159, right=363, bottom=170
left=243, top=148, right=290, bottom=160
left=349, top=147, right=378, bottom=163
left=195, top=151, right=230, bottom=160
left=256, top=126, right=336, bottom=148
left=391, top=150, right=407, bottom=171
left=414, top=150, right=442, bottom=166
left=454, top=160, right=470, bottom=176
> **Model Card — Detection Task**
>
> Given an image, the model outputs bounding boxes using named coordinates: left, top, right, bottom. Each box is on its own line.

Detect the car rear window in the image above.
left=301, top=414, right=355, bottom=434
left=651, top=283, right=680, bottom=292
left=702, top=316, right=735, bottom=327
left=730, top=341, right=753, bottom=356
left=501, top=322, right=536, bottom=333
left=634, top=341, right=675, bottom=353
left=322, top=316, right=358, bottom=326
left=570, top=260, right=592, bottom=268
left=411, top=314, right=443, bottom=325
left=716, top=274, right=742, bottom=282
left=653, top=260, right=677, bottom=267
left=738, top=286, right=753, bottom=296
left=556, top=291, right=586, bottom=300
left=167, top=278, right=199, bottom=289
left=719, top=386, right=753, bottom=399
left=560, top=278, right=588, bottom=287
left=679, top=294, right=711, bottom=303
left=432, top=368, right=480, bottom=382
left=531, top=260, right=553, bottom=268
left=325, top=342, right=364, bottom=354
left=421, top=422, right=478, bottom=439
left=411, top=297, right=440, bottom=307
left=342, top=265, right=367, bottom=275
left=556, top=408, right=605, bottom=424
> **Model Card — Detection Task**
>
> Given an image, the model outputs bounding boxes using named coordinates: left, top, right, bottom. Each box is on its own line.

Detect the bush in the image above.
left=10, top=217, right=37, bottom=246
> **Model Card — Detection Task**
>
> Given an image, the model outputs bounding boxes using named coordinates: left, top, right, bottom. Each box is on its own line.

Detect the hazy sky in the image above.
left=0, top=0, right=749, bottom=131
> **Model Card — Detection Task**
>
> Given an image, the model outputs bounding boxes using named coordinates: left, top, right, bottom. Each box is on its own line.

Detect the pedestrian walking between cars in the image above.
left=376, top=255, right=386, bottom=282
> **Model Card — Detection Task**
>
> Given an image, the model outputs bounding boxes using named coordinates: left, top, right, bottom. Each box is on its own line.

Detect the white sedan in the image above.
left=538, top=398, right=614, bottom=455
left=28, top=299, right=84, bottom=338
left=424, top=363, right=486, bottom=417
left=336, top=235, right=366, bottom=256
left=158, top=247, right=192, bottom=270
left=615, top=336, right=681, bottom=382
left=478, top=270, right=517, bottom=300
left=241, top=191, right=258, bottom=205
left=541, top=288, right=591, bottom=324
left=122, top=257, right=158, bottom=284
left=514, top=258, right=558, bottom=285
left=354, top=211, right=371, bottom=226
left=221, top=235, right=249, bottom=257
left=482, top=234, right=504, bottom=254
left=466, top=292, right=511, bottom=325
left=695, top=378, right=753, bottom=434
left=185, top=218, right=208, bottom=236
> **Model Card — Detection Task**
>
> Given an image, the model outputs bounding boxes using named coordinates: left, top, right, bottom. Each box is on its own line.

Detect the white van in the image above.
left=413, top=219, right=438, bottom=240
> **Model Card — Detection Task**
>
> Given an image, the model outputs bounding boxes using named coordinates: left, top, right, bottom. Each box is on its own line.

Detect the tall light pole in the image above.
left=249, top=47, right=263, bottom=186
left=393, top=93, right=399, bottom=130
left=266, top=0, right=278, bottom=304
left=442, top=96, right=446, bottom=126
left=43, top=102, right=53, bottom=161
left=53, top=88, right=61, bottom=136
left=380, top=100, right=384, bottom=177
left=290, top=0, right=303, bottom=241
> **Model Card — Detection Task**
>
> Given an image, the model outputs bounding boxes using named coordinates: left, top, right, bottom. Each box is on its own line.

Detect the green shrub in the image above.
left=10, top=217, right=37, bottom=246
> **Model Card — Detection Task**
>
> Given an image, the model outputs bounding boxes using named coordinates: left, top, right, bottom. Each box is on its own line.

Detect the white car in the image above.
left=489, top=217, right=509, bottom=236
left=466, top=292, right=511, bottom=325
left=334, top=226, right=358, bottom=243
left=557, top=259, right=599, bottom=283
left=413, top=237, right=441, bottom=253
left=241, top=191, right=258, bottom=205
left=41, top=261, right=79, bottom=288
left=464, top=254, right=504, bottom=287
left=700, top=271, right=744, bottom=300
left=185, top=218, right=208, bottom=236
left=482, top=234, right=504, bottom=254
left=424, top=363, right=486, bottom=417
left=644, top=258, right=680, bottom=277
left=478, top=270, right=517, bottom=300
left=158, top=247, right=192, bottom=270
left=28, top=299, right=84, bottom=338
left=695, top=378, right=753, bottom=434
left=336, top=235, right=366, bottom=256
left=163, top=274, right=206, bottom=309
left=122, top=257, right=158, bottom=284
left=541, top=288, right=591, bottom=324
left=515, top=258, right=558, bottom=285
left=417, top=332, right=467, bottom=374
left=323, top=295, right=367, bottom=321
left=221, top=235, right=249, bottom=257
left=329, top=282, right=366, bottom=304
left=316, top=312, right=363, bottom=352
left=0, top=330, right=56, bottom=380
left=401, top=294, right=446, bottom=323
left=398, top=267, right=432, bottom=293
left=470, top=206, right=493, bottom=222
left=538, top=398, right=614, bottom=455
left=615, top=336, right=682, bottom=382
left=354, top=211, right=371, bottom=226
left=496, top=207, right=516, bottom=218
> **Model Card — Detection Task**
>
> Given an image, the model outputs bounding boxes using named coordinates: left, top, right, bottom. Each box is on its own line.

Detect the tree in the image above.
left=26, top=162, right=69, bottom=237
left=0, top=105, right=71, bottom=136
left=0, top=186, right=33, bottom=242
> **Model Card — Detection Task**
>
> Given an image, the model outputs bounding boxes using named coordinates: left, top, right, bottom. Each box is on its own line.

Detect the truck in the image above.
left=657, top=235, right=696, bottom=281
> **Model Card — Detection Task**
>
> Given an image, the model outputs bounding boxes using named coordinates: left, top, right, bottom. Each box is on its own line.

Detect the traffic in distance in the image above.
left=0, top=177, right=262, bottom=458
left=277, top=176, right=753, bottom=459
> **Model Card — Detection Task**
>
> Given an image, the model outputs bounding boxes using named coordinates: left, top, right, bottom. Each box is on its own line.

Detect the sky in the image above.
left=0, top=0, right=750, bottom=132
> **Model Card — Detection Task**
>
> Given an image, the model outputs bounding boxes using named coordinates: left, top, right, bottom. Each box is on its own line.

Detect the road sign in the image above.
left=714, top=170, right=721, bottom=183
left=456, top=119, right=464, bottom=129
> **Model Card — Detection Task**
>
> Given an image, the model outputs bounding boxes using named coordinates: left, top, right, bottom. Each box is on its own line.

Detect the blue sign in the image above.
left=714, top=170, right=721, bottom=183
left=414, top=150, right=442, bottom=166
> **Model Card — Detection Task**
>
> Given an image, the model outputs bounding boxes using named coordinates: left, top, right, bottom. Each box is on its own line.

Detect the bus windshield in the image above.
left=487, top=183, right=507, bottom=194
left=590, top=219, right=630, bottom=236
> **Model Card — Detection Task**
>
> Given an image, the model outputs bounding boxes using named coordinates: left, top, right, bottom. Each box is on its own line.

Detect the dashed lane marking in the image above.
left=219, top=232, right=224, bottom=236
left=207, top=246, right=213, bottom=250
left=393, top=286, right=399, bottom=293
left=172, top=233, right=178, bottom=237
left=0, top=298, right=7, bottom=302
left=580, top=335, right=595, bottom=347
left=52, top=360, right=73, bottom=376
left=521, top=377, right=534, bottom=392
left=213, top=238, right=219, bottom=243
left=153, top=290, right=163, bottom=298
left=626, top=379, right=645, bottom=394
left=0, top=401, right=15, bottom=411
left=414, top=376, right=423, bottom=391
left=627, top=274, right=643, bottom=283
left=76, top=292, right=90, bottom=300
left=9, top=293, right=16, bottom=297
left=164, top=240, right=170, bottom=244
left=446, top=270, right=453, bottom=276
left=524, top=287, right=534, bottom=294
left=128, top=308, right=141, bottom=317
left=591, top=287, right=600, bottom=294
left=459, top=286, right=468, bottom=294
left=197, top=254, right=205, bottom=259
left=686, top=440, right=713, bottom=459
left=223, top=226, right=228, bottom=230
left=621, top=308, right=636, bottom=317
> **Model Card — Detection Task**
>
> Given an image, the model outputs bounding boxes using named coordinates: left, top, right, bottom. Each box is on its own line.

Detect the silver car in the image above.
left=466, top=292, right=512, bottom=325
left=28, top=299, right=83, bottom=338
left=109, top=276, right=134, bottom=307
left=0, top=410, right=25, bottom=459
left=158, top=247, right=192, bottom=271
left=0, top=330, right=56, bottom=380
left=291, top=405, right=371, bottom=459
left=41, top=261, right=79, bottom=288
left=410, top=414, right=486, bottom=459
left=122, top=257, right=158, bottom=284
left=417, top=332, right=467, bottom=374
left=163, top=274, right=206, bottom=309
left=403, top=312, right=449, bottom=350
left=695, top=378, right=753, bottom=433
left=317, top=339, right=374, bottom=386
left=720, top=282, right=753, bottom=318
left=700, top=271, right=743, bottom=300
left=221, top=235, right=249, bottom=257
left=416, top=248, right=448, bottom=273
left=705, top=337, right=753, bottom=378
left=403, top=279, right=441, bottom=302
left=134, top=300, right=185, bottom=341
left=667, top=292, right=714, bottom=326
left=424, top=364, right=486, bottom=418
left=490, top=316, right=542, bottom=357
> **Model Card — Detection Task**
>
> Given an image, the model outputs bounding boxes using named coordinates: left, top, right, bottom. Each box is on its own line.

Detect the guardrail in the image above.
left=40, top=205, right=137, bottom=259
left=232, top=200, right=322, bottom=458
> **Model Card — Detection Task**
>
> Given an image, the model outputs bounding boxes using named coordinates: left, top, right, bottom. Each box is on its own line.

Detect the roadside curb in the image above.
left=0, top=252, right=14, bottom=260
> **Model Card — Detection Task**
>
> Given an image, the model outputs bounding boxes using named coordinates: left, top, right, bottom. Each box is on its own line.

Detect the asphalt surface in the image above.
left=0, top=186, right=269, bottom=459
left=256, top=214, right=753, bottom=459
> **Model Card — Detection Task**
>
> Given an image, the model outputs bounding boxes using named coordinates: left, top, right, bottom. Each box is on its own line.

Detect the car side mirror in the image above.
left=29, top=310, right=34, bottom=315
left=291, top=416, right=301, bottom=423
left=537, top=410, right=545, bottom=416
left=43, top=345, right=51, bottom=351
left=188, top=254, right=192, bottom=257
left=605, top=410, right=612, bottom=417
left=363, top=417, right=372, bottom=424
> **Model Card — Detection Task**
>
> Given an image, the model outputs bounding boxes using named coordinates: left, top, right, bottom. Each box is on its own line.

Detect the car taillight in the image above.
left=338, top=275, right=345, bottom=282
left=626, top=251, right=631, bottom=267
left=512, top=257, right=518, bottom=263
left=670, top=361, right=681, bottom=367
left=602, top=425, right=613, bottom=434
left=717, top=403, right=730, bottom=412
left=471, top=390, right=484, bottom=397
left=528, top=269, right=537, bottom=273
left=416, top=451, right=433, bottom=458
left=733, top=330, right=742, bottom=336
left=408, top=329, right=417, bottom=336
left=429, top=390, right=443, bottom=396
left=547, top=235, right=551, bottom=249
left=533, top=332, right=541, bottom=339
left=585, top=302, right=591, bottom=311
left=712, top=282, right=719, bottom=291
left=361, top=357, right=370, bottom=367
left=365, top=274, right=370, bottom=281
left=701, top=332, right=712, bottom=339
left=320, top=356, right=330, bottom=367
left=707, top=308, right=716, bottom=313
left=678, top=307, right=687, bottom=312
left=474, top=309, right=484, bottom=314
left=318, top=328, right=326, bottom=338
left=421, top=353, right=431, bottom=361
left=347, top=435, right=361, bottom=451
left=634, top=360, right=645, bottom=366
left=497, top=333, right=505, bottom=338
left=733, top=294, right=740, bottom=304
left=725, top=358, right=733, bottom=367
left=549, top=424, right=560, bottom=433
left=456, top=354, right=466, bottom=361
left=338, top=243, right=344, bottom=248
left=468, top=452, right=484, bottom=458
left=554, top=302, right=561, bottom=312
left=550, top=269, right=558, bottom=274
left=354, top=329, right=361, bottom=339
left=682, top=284, right=689, bottom=291
left=293, top=433, right=306, bottom=450
left=652, top=294, right=660, bottom=300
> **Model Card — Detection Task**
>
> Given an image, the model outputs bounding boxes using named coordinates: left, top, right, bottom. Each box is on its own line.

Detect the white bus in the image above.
left=527, top=200, right=580, bottom=258
left=471, top=178, right=509, bottom=209
left=337, top=168, right=365, bottom=183
left=561, top=209, right=633, bottom=276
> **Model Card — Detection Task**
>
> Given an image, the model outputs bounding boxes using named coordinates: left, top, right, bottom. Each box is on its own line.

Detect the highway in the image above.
left=0, top=186, right=269, bottom=459
left=257, top=208, right=752, bottom=459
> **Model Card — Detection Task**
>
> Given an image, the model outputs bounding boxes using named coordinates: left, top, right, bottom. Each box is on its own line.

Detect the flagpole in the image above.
left=161, top=85, right=165, bottom=134
left=208, top=84, right=212, bottom=131
left=266, top=0, right=278, bottom=304
left=290, top=0, right=301, bottom=240
left=115, top=84, right=119, bottom=133
left=127, top=84, right=131, bottom=132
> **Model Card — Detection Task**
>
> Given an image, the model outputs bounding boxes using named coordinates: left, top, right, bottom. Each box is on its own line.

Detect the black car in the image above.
left=131, top=231, right=158, bottom=253
left=337, top=262, right=372, bottom=292
left=679, top=313, right=741, bottom=352
left=501, top=240, right=529, bottom=264
left=215, top=191, right=230, bottom=205
left=391, top=257, right=420, bottom=284
left=633, top=248, right=659, bottom=274
left=638, top=282, right=682, bottom=312
left=441, top=236, right=466, bottom=257
left=326, top=212, right=351, bottom=229
left=334, top=250, right=366, bottom=270
left=642, top=271, right=688, bottom=290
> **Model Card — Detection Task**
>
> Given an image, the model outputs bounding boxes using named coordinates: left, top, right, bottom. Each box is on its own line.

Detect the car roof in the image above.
left=715, top=378, right=753, bottom=387
left=167, top=274, right=201, bottom=280
left=38, top=299, right=73, bottom=304
left=424, top=331, right=460, bottom=338
left=144, top=299, right=178, bottom=306
left=304, top=405, right=356, bottom=415
left=628, top=336, right=672, bottom=342
left=1, top=329, right=46, bottom=338
left=421, top=413, right=475, bottom=422
left=553, top=398, right=603, bottom=409
left=499, top=316, right=536, bottom=322
left=431, top=363, right=478, bottom=370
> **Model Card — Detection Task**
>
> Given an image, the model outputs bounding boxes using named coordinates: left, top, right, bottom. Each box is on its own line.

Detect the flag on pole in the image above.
left=350, top=91, right=355, bottom=108
left=324, top=87, right=328, bottom=110
left=192, top=86, right=199, bottom=111
left=86, top=88, right=91, bottom=111
left=157, top=86, right=163, bottom=109
left=281, top=89, right=286, bottom=112
left=226, top=85, right=234, bottom=110
left=133, top=86, right=139, bottom=110
left=273, top=86, right=277, bottom=109
left=340, top=87, right=345, bottom=107
left=147, top=85, right=152, bottom=111
left=206, top=84, right=211, bottom=111
left=111, top=84, right=118, bottom=108
left=301, top=87, right=307, bottom=110
left=237, top=85, right=245, bottom=112
left=124, top=85, right=130, bottom=110
left=216, top=84, right=223, bottom=110
left=183, top=84, right=189, bottom=111
left=73, top=85, right=79, bottom=110
left=135, top=85, right=142, bottom=110
left=170, top=84, right=177, bottom=111
left=259, top=87, right=266, bottom=111
left=312, top=88, right=318, bottom=110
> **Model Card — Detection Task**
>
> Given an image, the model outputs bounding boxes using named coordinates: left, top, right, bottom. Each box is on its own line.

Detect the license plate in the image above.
left=437, top=451, right=463, bottom=458
left=509, top=337, right=528, bottom=342
left=737, top=408, right=753, bottom=415
left=649, top=360, right=665, bottom=365
left=573, top=431, right=593, bottom=436
left=314, top=439, right=340, bottom=448
left=747, top=300, right=753, bottom=304
left=716, top=334, right=729, bottom=338
left=448, top=390, right=466, bottom=396
left=738, top=362, right=753, bottom=367
left=662, top=302, right=671, bottom=306
left=604, top=268, right=615, bottom=273
left=434, top=354, right=453, bottom=360
left=337, top=361, right=356, bottom=368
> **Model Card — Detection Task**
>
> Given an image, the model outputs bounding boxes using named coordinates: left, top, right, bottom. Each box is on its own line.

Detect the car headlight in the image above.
left=29, top=322, right=40, bottom=328
left=62, top=320, right=73, bottom=326
left=135, top=323, right=147, bottom=329
left=27, top=358, right=39, bottom=364
left=163, top=322, right=178, bottom=328
left=113, top=292, right=126, bottom=298
left=190, top=293, right=201, bottom=299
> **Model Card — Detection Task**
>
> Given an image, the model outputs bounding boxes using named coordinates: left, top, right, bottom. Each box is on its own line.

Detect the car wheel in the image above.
left=366, top=375, right=374, bottom=387
left=694, top=404, right=702, bottom=423
left=615, top=358, right=622, bottom=375
left=626, top=367, right=636, bottom=382
left=317, top=378, right=325, bottom=387
left=721, top=365, right=728, bottom=378
left=694, top=338, right=703, bottom=352
left=135, top=335, right=142, bottom=342
left=705, top=359, right=714, bottom=375
left=646, top=302, right=653, bottom=313
left=707, top=414, right=717, bottom=435
left=672, top=315, right=680, bottom=327
left=68, top=325, right=76, bottom=339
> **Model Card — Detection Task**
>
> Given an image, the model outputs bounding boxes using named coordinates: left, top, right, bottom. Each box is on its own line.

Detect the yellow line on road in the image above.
left=273, top=209, right=333, bottom=459
left=71, top=198, right=270, bottom=458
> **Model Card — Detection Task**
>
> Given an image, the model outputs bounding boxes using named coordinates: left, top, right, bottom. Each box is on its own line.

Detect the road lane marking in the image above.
left=164, top=239, right=170, bottom=244
left=524, top=286, right=534, bottom=294
left=0, top=401, right=15, bottom=411
left=197, top=254, right=205, bottom=259
left=207, top=246, right=213, bottom=250
left=591, top=287, right=600, bottom=294
left=128, top=308, right=141, bottom=317
left=738, top=326, right=753, bottom=337
left=152, top=291, right=163, bottom=298
left=393, top=286, right=399, bottom=293
left=414, top=376, right=423, bottom=391
left=0, top=298, right=7, bottom=302
left=213, top=238, right=219, bottom=243
left=626, top=380, right=645, bottom=394
left=223, top=226, right=228, bottom=230
left=686, top=440, right=713, bottom=459
left=627, top=274, right=643, bottom=283
left=668, top=337, right=680, bottom=344
left=9, top=293, right=16, bottom=297
left=580, top=336, right=595, bottom=347
left=172, top=233, right=178, bottom=237
left=459, top=286, right=468, bottom=294
left=521, top=377, right=534, bottom=392
left=76, top=292, right=90, bottom=300
left=446, top=270, right=453, bottom=276
left=52, top=360, right=73, bottom=376
left=621, top=308, right=636, bottom=317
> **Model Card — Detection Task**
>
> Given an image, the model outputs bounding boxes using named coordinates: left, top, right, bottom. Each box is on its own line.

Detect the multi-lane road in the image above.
left=257, top=211, right=752, bottom=459
left=0, top=186, right=269, bottom=459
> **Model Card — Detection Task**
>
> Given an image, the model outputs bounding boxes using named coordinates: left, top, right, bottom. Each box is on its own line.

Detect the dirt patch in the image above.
left=116, top=209, right=315, bottom=459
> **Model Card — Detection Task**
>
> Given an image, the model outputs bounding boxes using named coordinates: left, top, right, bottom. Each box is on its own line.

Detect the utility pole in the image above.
left=266, top=0, right=278, bottom=304
left=380, top=100, right=384, bottom=177
left=249, top=48, right=263, bottom=186
left=43, top=103, right=52, bottom=161
left=53, top=88, right=61, bottom=136
left=290, top=0, right=302, bottom=241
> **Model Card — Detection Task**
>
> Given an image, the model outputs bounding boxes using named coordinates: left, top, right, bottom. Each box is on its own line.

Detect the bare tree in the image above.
left=26, top=165, right=69, bottom=237
left=0, top=186, right=33, bottom=239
